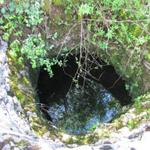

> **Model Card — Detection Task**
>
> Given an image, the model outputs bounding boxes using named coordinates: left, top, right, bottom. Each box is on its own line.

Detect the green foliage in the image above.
left=78, top=3, right=94, bottom=17
left=134, top=92, right=150, bottom=111
left=1, top=0, right=149, bottom=95
left=127, top=92, right=150, bottom=129
left=127, top=119, right=138, bottom=129
left=144, top=51, right=150, bottom=62
left=9, top=34, right=60, bottom=77
left=24, top=1, right=43, bottom=27
left=9, top=39, right=21, bottom=60
left=1, top=0, right=43, bottom=28
left=21, top=34, right=46, bottom=68
left=88, top=0, right=149, bottom=97
left=53, top=0, right=64, bottom=6
left=66, top=0, right=149, bottom=97
left=0, top=0, right=61, bottom=77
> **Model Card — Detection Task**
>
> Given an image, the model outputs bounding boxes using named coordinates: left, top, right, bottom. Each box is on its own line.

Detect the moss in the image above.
left=127, top=119, right=139, bottom=129
left=7, top=51, right=53, bottom=137
left=134, top=92, right=150, bottom=113
left=42, top=0, right=52, bottom=13
left=61, top=129, right=109, bottom=145
left=15, top=140, right=30, bottom=148
left=52, top=0, right=64, bottom=6
left=6, top=48, right=150, bottom=145
left=112, top=119, right=124, bottom=129
left=85, top=134, right=100, bottom=144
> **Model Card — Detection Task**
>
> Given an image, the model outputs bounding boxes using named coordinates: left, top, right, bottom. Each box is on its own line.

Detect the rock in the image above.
left=71, top=145, right=92, bottom=150
left=99, top=145, right=114, bottom=150
left=140, top=132, right=150, bottom=146
left=2, top=144, right=11, bottom=150
left=118, top=127, right=130, bottom=138
left=0, top=37, right=8, bottom=52
left=0, top=36, right=150, bottom=150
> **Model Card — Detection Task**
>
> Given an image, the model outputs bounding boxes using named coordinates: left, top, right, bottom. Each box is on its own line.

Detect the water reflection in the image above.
left=48, top=80, right=121, bottom=135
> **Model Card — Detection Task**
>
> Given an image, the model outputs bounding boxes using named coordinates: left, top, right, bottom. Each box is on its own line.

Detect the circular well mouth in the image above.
left=37, top=55, right=132, bottom=135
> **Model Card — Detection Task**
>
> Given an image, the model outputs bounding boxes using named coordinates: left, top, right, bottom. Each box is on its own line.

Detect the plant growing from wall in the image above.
left=62, top=0, right=150, bottom=97
left=0, top=0, right=149, bottom=98
left=0, top=0, right=62, bottom=77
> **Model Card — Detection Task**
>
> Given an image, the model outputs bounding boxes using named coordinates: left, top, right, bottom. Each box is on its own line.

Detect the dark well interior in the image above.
left=37, top=54, right=132, bottom=121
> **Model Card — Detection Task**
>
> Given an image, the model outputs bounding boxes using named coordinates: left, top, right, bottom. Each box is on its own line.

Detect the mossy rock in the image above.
left=7, top=51, right=54, bottom=137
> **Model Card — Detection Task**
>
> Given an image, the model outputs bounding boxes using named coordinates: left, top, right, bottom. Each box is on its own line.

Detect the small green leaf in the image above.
left=79, top=4, right=94, bottom=16
left=98, top=42, right=108, bottom=50
left=2, top=33, right=10, bottom=41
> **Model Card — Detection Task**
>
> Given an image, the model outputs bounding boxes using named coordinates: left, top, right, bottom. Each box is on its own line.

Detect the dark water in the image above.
left=37, top=55, right=131, bottom=134
left=48, top=80, right=121, bottom=135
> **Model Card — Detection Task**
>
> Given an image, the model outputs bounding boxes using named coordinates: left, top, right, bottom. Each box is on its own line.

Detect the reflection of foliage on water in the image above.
left=48, top=80, right=121, bottom=134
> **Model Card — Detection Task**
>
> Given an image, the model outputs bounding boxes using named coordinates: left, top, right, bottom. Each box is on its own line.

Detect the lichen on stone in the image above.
left=7, top=51, right=52, bottom=137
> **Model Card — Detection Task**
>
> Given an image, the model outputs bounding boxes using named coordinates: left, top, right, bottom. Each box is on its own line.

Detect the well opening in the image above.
left=37, top=54, right=132, bottom=135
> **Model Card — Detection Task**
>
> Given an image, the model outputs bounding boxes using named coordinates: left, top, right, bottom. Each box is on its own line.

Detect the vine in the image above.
left=0, top=0, right=149, bottom=97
